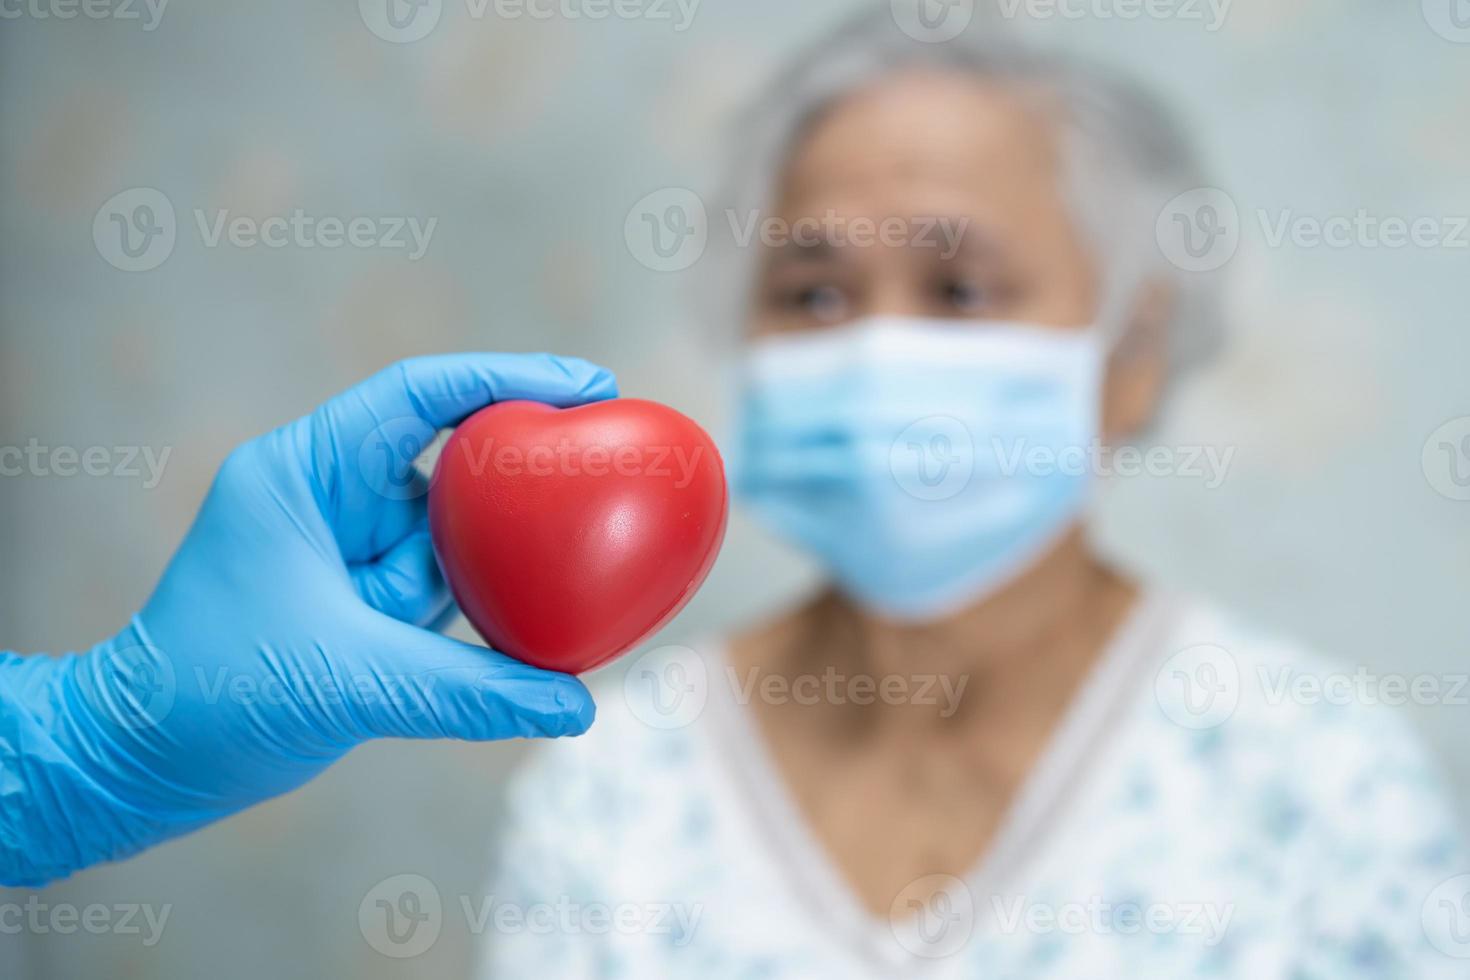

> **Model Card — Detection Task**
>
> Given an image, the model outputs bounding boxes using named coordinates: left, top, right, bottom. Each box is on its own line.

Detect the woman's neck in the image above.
left=784, top=527, right=1139, bottom=735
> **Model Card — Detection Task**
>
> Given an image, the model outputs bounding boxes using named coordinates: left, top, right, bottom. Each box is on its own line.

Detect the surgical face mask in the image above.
left=731, top=315, right=1105, bottom=622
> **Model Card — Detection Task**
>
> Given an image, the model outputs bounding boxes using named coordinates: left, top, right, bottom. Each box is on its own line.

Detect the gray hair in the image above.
left=702, top=3, right=1224, bottom=382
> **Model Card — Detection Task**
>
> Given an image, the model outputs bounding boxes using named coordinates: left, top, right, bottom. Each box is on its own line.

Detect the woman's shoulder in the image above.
left=1138, top=592, right=1461, bottom=837
left=1151, top=593, right=1438, bottom=735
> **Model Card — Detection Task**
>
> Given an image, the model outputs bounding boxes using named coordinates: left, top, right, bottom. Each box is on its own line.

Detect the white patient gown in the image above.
left=479, top=593, right=1470, bottom=978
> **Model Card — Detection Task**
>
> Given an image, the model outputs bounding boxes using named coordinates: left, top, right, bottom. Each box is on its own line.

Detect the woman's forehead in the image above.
left=776, top=71, right=1064, bottom=207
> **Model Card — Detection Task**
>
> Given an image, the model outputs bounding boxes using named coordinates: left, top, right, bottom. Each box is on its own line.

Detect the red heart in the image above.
left=428, top=398, right=728, bottom=675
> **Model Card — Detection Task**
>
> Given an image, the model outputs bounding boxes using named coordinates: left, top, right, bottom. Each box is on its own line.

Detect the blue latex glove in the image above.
left=0, top=353, right=619, bottom=887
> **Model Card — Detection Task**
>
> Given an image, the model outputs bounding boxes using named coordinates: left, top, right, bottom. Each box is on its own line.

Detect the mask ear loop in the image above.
left=1083, top=240, right=1155, bottom=475
left=1078, top=257, right=1129, bottom=530
left=1092, top=243, right=1152, bottom=353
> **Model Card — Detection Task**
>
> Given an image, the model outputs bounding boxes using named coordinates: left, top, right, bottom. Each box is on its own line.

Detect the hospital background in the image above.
left=2, top=0, right=1469, bottom=976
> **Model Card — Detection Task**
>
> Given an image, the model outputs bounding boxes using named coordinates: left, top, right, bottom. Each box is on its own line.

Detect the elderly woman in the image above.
left=481, top=9, right=1467, bottom=978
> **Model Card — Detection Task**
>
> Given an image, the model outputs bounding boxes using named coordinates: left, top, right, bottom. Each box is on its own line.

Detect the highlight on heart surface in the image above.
left=427, top=397, right=729, bottom=675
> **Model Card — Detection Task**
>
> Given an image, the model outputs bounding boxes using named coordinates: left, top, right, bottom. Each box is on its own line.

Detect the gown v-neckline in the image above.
left=699, top=591, right=1177, bottom=973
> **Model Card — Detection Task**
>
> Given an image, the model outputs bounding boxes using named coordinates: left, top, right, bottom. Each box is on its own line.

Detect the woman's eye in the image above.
left=789, top=285, right=849, bottom=322
left=940, top=278, right=988, bottom=314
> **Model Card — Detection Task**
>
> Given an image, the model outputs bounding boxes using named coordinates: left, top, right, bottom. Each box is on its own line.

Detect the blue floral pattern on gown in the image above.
left=479, top=596, right=1470, bottom=979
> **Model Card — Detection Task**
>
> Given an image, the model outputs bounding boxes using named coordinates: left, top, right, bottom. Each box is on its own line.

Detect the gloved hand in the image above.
left=0, top=353, right=618, bottom=887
